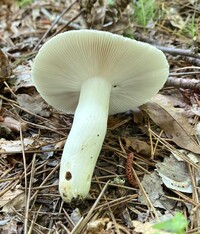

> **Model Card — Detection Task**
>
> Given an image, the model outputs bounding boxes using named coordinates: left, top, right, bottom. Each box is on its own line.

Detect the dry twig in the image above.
left=165, top=77, right=200, bottom=92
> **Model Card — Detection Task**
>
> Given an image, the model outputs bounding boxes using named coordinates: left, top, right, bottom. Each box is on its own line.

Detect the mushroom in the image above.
left=32, top=30, right=169, bottom=203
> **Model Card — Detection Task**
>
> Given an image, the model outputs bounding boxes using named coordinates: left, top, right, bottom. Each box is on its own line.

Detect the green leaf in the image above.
left=107, top=0, right=115, bottom=6
left=153, top=212, right=188, bottom=234
left=18, top=0, right=33, bottom=7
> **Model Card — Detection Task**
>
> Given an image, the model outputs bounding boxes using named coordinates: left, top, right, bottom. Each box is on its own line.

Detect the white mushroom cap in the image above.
left=32, top=30, right=169, bottom=115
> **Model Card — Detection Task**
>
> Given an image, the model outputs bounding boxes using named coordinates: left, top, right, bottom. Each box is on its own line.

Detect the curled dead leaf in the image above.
left=86, top=218, right=110, bottom=234
left=0, top=220, right=18, bottom=234
left=156, top=155, right=200, bottom=193
left=0, top=188, right=25, bottom=213
left=141, top=94, right=200, bottom=154
left=139, top=172, right=176, bottom=210
left=0, top=116, right=28, bottom=132
left=166, top=7, right=185, bottom=29
left=70, top=208, right=82, bottom=225
left=17, top=94, right=50, bottom=117
left=123, top=137, right=153, bottom=157
left=0, top=138, right=34, bottom=153
left=55, top=140, right=66, bottom=149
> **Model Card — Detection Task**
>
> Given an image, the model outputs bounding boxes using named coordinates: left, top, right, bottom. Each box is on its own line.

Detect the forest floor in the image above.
left=0, top=0, right=200, bottom=233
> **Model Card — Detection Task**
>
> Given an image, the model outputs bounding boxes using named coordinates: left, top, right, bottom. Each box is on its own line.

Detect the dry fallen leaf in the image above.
left=132, top=220, right=170, bottom=234
left=0, top=138, right=34, bottom=152
left=156, top=155, right=200, bottom=193
left=0, top=220, right=18, bottom=234
left=0, top=49, right=12, bottom=82
left=123, top=137, right=152, bottom=157
left=55, top=140, right=66, bottom=149
left=12, top=64, right=33, bottom=91
left=86, top=218, right=110, bottom=234
left=196, top=123, right=200, bottom=141
left=85, top=218, right=114, bottom=234
left=141, top=94, right=200, bottom=154
left=0, top=116, right=28, bottom=132
left=191, top=105, right=200, bottom=117
left=138, top=172, right=176, bottom=210
left=166, top=7, right=185, bottom=29
left=172, top=149, right=200, bottom=164
left=0, top=188, right=25, bottom=213
left=70, top=208, right=82, bottom=225
left=17, top=93, right=50, bottom=117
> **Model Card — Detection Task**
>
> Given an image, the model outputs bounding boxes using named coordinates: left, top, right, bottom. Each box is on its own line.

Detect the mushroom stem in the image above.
left=59, top=78, right=112, bottom=203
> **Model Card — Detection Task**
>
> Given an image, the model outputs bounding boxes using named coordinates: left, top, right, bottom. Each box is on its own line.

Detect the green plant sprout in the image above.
left=17, top=0, right=33, bottom=7
left=132, top=0, right=157, bottom=27
left=181, top=14, right=199, bottom=39
left=153, top=212, right=188, bottom=234
left=107, top=0, right=115, bottom=6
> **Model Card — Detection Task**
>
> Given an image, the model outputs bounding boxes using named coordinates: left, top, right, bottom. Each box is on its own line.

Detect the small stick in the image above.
left=54, top=10, right=84, bottom=35
left=26, top=154, right=37, bottom=234
left=33, top=0, right=78, bottom=51
left=165, top=77, right=200, bottom=92
left=20, top=125, right=28, bottom=234
left=183, top=57, right=200, bottom=66
left=135, top=35, right=200, bottom=59
left=155, top=45, right=200, bottom=59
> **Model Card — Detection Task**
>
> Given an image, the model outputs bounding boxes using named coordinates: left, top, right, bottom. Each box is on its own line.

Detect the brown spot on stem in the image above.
left=65, top=171, right=72, bottom=180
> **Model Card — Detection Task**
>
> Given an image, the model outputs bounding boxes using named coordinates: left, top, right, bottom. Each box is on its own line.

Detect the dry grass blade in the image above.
left=19, top=125, right=28, bottom=233
left=26, top=154, right=37, bottom=234
left=131, top=167, right=160, bottom=222
left=188, top=165, right=200, bottom=228
left=33, top=0, right=79, bottom=51
left=148, top=128, right=200, bottom=170
left=94, top=194, right=138, bottom=211
left=30, top=163, right=60, bottom=202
